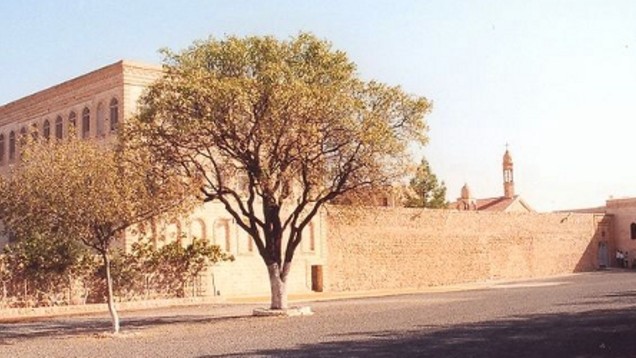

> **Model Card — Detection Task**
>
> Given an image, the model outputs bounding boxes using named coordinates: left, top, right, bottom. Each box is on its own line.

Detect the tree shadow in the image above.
left=604, top=290, right=636, bottom=298
left=0, top=313, right=247, bottom=342
left=206, top=306, right=636, bottom=358
left=559, top=289, right=636, bottom=308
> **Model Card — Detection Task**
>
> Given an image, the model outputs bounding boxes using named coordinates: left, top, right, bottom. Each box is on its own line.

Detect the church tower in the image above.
left=503, top=148, right=514, bottom=198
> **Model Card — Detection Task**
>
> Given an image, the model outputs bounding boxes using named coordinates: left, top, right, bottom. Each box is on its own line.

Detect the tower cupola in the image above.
left=457, top=183, right=476, bottom=210
left=503, top=148, right=514, bottom=198
left=461, top=183, right=472, bottom=199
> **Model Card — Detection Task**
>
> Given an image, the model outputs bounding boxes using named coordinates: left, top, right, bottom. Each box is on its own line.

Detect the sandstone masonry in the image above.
left=325, top=207, right=611, bottom=292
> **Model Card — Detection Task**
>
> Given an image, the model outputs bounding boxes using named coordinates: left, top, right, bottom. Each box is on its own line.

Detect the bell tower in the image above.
left=503, top=147, right=514, bottom=198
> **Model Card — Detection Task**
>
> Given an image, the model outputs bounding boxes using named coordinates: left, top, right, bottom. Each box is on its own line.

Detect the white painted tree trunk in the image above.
left=268, top=263, right=290, bottom=310
left=103, top=253, right=120, bottom=333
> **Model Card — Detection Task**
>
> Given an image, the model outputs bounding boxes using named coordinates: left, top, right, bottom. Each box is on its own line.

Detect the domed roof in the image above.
left=461, top=183, right=472, bottom=199
left=503, top=149, right=513, bottom=166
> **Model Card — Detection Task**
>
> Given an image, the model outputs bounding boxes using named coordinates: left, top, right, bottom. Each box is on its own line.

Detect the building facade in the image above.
left=561, top=197, right=636, bottom=268
left=0, top=61, right=160, bottom=176
left=601, top=198, right=636, bottom=268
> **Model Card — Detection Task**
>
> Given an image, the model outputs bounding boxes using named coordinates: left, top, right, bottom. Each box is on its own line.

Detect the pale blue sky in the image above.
left=2, top=0, right=636, bottom=211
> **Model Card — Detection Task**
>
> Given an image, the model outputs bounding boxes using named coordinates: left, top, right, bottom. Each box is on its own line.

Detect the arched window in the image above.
left=68, top=111, right=77, bottom=137
left=215, top=219, right=231, bottom=252
left=190, top=219, right=207, bottom=240
left=166, top=220, right=183, bottom=243
left=246, top=233, right=254, bottom=253
left=96, top=102, right=105, bottom=137
left=631, top=223, right=636, bottom=240
left=300, top=222, right=316, bottom=253
left=0, top=134, right=5, bottom=165
left=8, top=131, right=16, bottom=160
left=308, top=222, right=316, bottom=252
left=19, top=127, right=27, bottom=147
left=109, top=98, right=119, bottom=132
left=31, top=123, right=39, bottom=141
left=43, top=119, right=51, bottom=140
left=55, top=116, right=63, bottom=139
left=82, top=107, right=90, bottom=138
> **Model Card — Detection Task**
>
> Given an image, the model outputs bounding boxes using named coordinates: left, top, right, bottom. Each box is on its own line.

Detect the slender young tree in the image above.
left=126, top=33, right=431, bottom=310
left=0, top=137, right=194, bottom=332
left=404, top=158, right=447, bottom=208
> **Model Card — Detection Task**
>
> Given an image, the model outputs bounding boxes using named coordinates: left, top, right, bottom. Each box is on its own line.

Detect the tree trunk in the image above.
left=267, top=263, right=290, bottom=310
left=102, top=252, right=120, bottom=333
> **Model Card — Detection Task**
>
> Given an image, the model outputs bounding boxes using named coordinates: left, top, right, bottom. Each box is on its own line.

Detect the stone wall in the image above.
left=325, top=207, right=610, bottom=292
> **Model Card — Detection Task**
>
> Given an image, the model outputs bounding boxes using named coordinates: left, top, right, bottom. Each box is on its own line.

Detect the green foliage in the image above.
left=0, top=234, right=97, bottom=307
left=0, top=136, right=195, bottom=254
left=0, top=136, right=196, bottom=329
left=0, top=235, right=233, bottom=307
left=97, top=238, right=234, bottom=300
left=148, top=238, right=234, bottom=297
left=404, top=158, right=447, bottom=209
left=126, top=33, right=431, bottom=303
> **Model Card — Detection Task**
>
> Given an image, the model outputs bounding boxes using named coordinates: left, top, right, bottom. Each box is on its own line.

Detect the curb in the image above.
left=0, top=296, right=225, bottom=322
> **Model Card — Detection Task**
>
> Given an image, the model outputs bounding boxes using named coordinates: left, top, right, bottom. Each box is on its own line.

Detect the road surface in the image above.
left=2, top=271, right=636, bottom=357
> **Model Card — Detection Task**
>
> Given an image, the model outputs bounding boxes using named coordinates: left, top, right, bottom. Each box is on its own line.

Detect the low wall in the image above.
left=325, top=207, right=610, bottom=292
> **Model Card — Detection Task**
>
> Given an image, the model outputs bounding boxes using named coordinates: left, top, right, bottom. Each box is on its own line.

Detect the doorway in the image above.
left=598, top=241, right=608, bottom=268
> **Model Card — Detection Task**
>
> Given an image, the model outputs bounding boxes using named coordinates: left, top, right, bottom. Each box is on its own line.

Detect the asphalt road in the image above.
left=2, top=271, right=636, bottom=357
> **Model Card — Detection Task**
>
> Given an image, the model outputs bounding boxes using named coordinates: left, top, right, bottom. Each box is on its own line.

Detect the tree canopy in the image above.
left=404, top=158, right=447, bottom=209
left=0, top=137, right=195, bottom=332
left=126, top=33, right=431, bottom=309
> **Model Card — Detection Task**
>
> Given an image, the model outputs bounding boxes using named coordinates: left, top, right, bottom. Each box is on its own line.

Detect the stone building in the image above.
left=0, top=60, right=157, bottom=177
left=566, top=197, right=636, bottom=268
left=557, top=194, right=636, bottom=268
left=605, top=198, right=636, bottom=267
left=451, top=149, right=534, bottom=212
left=0, top=60, right=326, bottom=297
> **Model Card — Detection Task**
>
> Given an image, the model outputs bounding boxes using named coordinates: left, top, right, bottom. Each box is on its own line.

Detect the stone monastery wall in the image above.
left=325, top=207, right=610, bottom=292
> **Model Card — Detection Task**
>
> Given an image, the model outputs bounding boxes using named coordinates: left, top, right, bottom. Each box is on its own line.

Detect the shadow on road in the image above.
left=208, top=306, right=636, bottom=358
left=0, top=313, right=246, bottom=342
left=559, top=289, right=636, bottom=308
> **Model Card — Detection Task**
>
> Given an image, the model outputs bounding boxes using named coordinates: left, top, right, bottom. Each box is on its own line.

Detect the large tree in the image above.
left=404, top=158, right=447, bottom=208
left=127, top=33, right=431, bottom=310
left=0, top=137, right=194, bottom=332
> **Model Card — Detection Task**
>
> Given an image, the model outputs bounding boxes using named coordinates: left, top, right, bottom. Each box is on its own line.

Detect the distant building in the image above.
left=564, top=197, right=636, bottom=268
left=450, top=149, right=534, bottom=213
